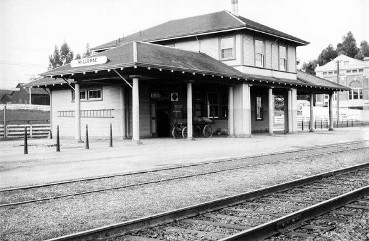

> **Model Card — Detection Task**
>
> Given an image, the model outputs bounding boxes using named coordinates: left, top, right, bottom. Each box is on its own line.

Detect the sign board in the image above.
left=71, top=56, right=108, bottom=68
left=171, top=92, right=179, bottom=102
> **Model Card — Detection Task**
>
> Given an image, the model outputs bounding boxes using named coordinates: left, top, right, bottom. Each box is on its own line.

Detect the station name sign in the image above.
left=71, top=56, right=108, bottom=68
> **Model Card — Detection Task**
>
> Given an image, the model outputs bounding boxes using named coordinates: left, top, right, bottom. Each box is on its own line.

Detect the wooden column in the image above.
left=291, top=88, right=298, bottom=133
left=75, top=83, right=82, bottom=142
left=131, top=76, right=142, bottom=144
left=49, top=89, right=53, bottom=138
left=309, top=93, right=314, bottom=132
left=243, top=83, right=252, bottom=137
left=228, top=86, right=234, bottom=137
left=268, top=88, right=274, bottom=135
left=287, top=89, right=292, bottom=133
left=329, top=92, right=334, bottom=131
left=120, top=86, right=127, bottom=139
left=187, top=81, right=193, bottom=140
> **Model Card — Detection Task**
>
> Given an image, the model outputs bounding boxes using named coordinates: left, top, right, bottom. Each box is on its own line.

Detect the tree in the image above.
left=359, top=40, right=369, bottom=58
left=60, top=42, right=74, bottom=65
left=317, top=44, right=337, bottom=66
left=82, top=43, right=92, bottom=58
left=48, top=45, right=63, bottom=70
left=75, top=53, right=81, bottom=60
left=301, top=60, right=318, bottom=75
left=336, top=31, right=359, bottom=58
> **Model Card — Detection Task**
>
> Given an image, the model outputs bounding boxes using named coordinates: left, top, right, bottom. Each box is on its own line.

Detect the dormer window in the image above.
left=220, top=37, right=235, bottom=60
left=255, top=40, right=264, bottom=67
left=279, top=45, right=287, bottom=71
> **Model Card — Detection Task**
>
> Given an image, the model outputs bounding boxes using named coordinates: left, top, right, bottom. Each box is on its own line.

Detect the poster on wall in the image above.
left=171, top=93, right=179, bottom=101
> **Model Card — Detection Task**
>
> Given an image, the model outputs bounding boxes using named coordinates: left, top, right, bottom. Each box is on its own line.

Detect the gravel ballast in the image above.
left=1, top=148, right=368, bottom=240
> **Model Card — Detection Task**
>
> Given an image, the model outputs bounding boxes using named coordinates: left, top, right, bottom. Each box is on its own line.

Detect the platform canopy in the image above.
left=29, top=41, right=349, bottom=93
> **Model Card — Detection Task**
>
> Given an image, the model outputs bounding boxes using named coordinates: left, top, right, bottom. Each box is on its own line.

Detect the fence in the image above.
left=0, top=104, right=50, bottom=111
left=0, top=124, right=50, bottom=138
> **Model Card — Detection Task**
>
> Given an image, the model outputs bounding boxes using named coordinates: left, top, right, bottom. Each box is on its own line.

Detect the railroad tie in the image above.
left=180, top=219, right=250, bottom=230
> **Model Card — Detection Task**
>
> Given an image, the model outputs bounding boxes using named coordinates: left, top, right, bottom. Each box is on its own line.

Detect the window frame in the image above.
left=207, top=92, right=219, bottom=119
left=255, top=96, right=263, bottom=121
left=278, top=45, right=287, bottom=71
left=88, top=89, right=103, bottom=100
left=219, top=36, right=236, bottom=60
left=254, top=39, right=265, bottom=68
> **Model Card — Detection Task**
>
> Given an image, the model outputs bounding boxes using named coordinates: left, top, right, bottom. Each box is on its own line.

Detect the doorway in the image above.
left=157, top=108, right=171, bottom=137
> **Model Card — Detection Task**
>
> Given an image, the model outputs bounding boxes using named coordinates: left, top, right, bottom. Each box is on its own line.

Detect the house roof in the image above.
left=297, top=70, right=350, bottom=91
left=16, top=83, right=49, bottom=94
left=315, top=54, right=369, bottom=72
left=92, top=11, right=308, bottom=51
left=40, top=41, right=246, bottom=78
left=33, top=42, right=347, bottom=92
left=23, top=77, right=74, bottom=88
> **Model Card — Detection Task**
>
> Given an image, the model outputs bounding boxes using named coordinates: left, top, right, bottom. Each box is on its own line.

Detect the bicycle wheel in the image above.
left=182, top=127, right=187, bottom=138
left=203, top=124, right=213, bottom=138
left=171, top=127, right=181, bottom=138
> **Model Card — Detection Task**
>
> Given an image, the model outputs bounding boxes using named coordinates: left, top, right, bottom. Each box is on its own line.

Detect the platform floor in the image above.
left=0, top=127, right=368, bottom=189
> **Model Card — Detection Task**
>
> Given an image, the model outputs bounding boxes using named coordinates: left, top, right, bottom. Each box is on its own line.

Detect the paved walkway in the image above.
left=1, top=127, right=368, bottom=189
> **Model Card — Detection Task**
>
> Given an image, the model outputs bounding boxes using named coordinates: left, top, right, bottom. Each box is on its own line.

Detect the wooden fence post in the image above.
left=30, top=124, right=33, bottom=138
left=24, top=127, right=28, bottom=154
left=3, top=105, right=6, bottom=138
left=85, top=125, right=89, bottom=150
left=56, top=125, right=60, bottom=152
left=109, top=123, right=113, bottom=147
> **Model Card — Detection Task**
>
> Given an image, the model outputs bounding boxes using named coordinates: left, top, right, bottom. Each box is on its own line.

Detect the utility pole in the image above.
left=336, top=61, right=340, bottom=125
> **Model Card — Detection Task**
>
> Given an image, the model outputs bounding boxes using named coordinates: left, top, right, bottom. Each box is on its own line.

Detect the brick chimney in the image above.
left=231, top=0, right=239, bottom=15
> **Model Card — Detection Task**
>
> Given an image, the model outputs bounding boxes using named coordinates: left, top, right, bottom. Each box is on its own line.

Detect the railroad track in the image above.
left=265, top=195, right=369, bottom=240
left=1, top=140, right=368, bottom=208
left=44, top=161, right=369, bottom=241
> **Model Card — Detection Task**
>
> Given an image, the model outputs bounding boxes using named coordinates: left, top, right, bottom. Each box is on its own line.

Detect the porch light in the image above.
left=171, top=70, right=174, bottom=72
left=238, top=78, right=240, bottom=80
left=61, top=74, right=63, bottom=77
left=159, top=69, right=162, bottom=71
left=61, top=83, right=63, bottom=85
left=252, top=79, right=254, bottom=82
left=134, top=66, right=137, bottom=68
left=83, top=72, right=86, bottom=75
left=72, top=73, right=74, bottom=76
left=259, top=80, right=262, bottom=82
left=147, top=67, right=151, bottom=70
left=212, top=75, right=214, bottom=77
left=229, top=77, right=232, bottom=79
left=108, top=69, right=111, bottom=72
left=95, top=70, right=98, bottom=73
left=203, top=74, right=205, bottom=76
left=120, top=67, right=124, bottom=70
left=53, top=84, right=55, bottom=86
left=182, top=71, right=185, bottom=74
left=221, top=76, right=223, bottom=78
left=193, top=73, right=196, bottom=75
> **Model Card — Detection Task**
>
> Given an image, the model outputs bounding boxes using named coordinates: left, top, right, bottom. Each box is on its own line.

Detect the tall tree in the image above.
left=60, top=42, right=74, bottom=65
left=301, top=60, right=318, bottom=75
left=82, top=43, right=92, bottom=58
left=336, top=31, right=359, bottom=58
left=359, top=40, right=369, bottom=58
left=48, top=45, right=63, bottom=70
left=317, top=44, right=337, bottom=66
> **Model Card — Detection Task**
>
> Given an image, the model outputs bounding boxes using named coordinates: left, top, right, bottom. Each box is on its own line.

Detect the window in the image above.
left=352, top=69, right=357, bottom=73
left=255, top=40, right=265, bottom=67
left=347, top=70, right=352, bottom=74
left=348, top=88, right=363, bottom=100
left=207, top=92, right=219, bottom=118
left=88, top=89, right=102, bottom=100
left=279, top=45, right=287, bottom=71
left=206, top=91, right=228, bottom=119
left=220, top=37, right=234, bottom=59
left=323, top=72, right=327, bottom=75
left=72, top=88, right=102, bottom=101
left=328, top=71, right=333, bottom=75
left=256, top=96, right=263, bottom=120
left=359, top=69, right=363, bottom=73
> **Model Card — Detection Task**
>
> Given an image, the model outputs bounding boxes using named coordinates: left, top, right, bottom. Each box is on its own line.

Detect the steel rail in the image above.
left=44, top=162, right=369, bottom=241
left=1, top=139, right=367, bottom=193
left=1, top=146, right=367, bottom=208
left=220, top=185, right=369, bottom=241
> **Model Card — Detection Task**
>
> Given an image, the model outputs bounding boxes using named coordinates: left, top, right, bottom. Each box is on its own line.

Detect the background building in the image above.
left=315, top=55, right=369, bottom=120
left=0, top=83, right=50, bottom=105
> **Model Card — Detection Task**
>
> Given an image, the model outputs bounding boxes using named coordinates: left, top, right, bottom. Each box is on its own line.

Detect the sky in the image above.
left=0, top=0, right=368, bottom=89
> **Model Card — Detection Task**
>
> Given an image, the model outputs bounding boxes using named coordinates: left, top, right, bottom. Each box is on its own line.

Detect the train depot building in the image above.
left=27, top=10, right=349, bottom=143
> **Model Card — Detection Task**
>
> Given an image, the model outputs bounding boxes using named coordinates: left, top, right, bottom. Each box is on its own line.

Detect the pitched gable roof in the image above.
left=92, top=11, right=308, bottom=51
left=297, top=70, right=350, bottom=91
left=315, top=54, right=369, bottom=71
left=40, top=41, right=245, bottom=78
